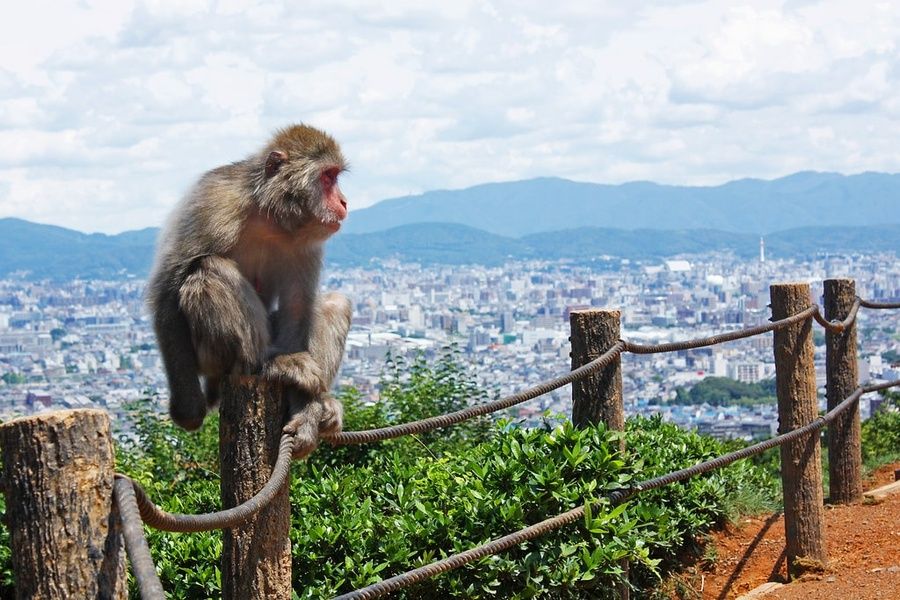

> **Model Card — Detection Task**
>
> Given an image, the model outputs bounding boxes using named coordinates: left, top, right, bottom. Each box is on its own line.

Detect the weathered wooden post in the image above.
left=824, top=278, right=862, bottom=504
left=770, top=283, right=827, bottom=577
left=570, top=308, right=627, bottom=598
left=0, top=409, right=126, bottom=599
left=570, top=309, right=624, bottom=435
left=220, top=377, right=292, bottom=600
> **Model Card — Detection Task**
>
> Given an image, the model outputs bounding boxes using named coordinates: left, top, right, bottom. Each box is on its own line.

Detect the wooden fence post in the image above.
left=220, top=377, right=292, bottom=600
left=570, top=309, right=628, bottom=599
left=770, top=283, right=827, bottom=577
left=570, top=309, right=624, bottom=434
left=824, top=278, right=862, bottom=504
left=0, top=409, right=126, bottom=599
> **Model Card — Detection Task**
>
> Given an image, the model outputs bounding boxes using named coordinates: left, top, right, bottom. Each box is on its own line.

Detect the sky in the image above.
left=1, top=0, right=898, bottom=233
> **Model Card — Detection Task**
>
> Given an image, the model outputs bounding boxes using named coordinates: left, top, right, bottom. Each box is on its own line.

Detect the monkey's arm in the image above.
left=264, top=286, right=325, bottom=395
left=270, top=292, right=352, bottom=453
left=265, top=291, right=351, bottom=394
left=306, top=292, right=353, bottom=387
left=153, top=286, right=207, bottom=431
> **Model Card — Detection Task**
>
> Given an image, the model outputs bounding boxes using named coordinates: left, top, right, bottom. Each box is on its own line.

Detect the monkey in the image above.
left=146, top=124, right=352, bottom=459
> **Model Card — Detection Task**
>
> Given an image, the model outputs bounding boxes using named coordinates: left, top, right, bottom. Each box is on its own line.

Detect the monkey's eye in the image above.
left=322, top=168, right=340, bottom=186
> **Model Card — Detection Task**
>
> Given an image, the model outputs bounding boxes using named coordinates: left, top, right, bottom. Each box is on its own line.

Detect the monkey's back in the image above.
left=147, top=162, right=253, bottom=312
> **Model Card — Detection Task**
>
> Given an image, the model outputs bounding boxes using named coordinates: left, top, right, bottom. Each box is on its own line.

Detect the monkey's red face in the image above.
left=320, top=166, right=348, bottom=232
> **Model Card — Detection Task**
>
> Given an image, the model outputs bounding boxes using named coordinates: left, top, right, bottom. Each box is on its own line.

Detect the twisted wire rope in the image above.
left=334, top=380, right=899, bottom=600
left=859, top=298, right=900, bottom=309
left=325, top=340, right=627, bottom=445
left=124, top=433, right=295, bottom=532
left=116, top=296, right=896, bottom=598
left=122, top=296, right=883, bottom=528
left=813, top=298, right=860, bottom=333
left=623, top=304, right=818, bottom=354
left=117, top=297, right=881, bottom=536
left=330, top=304, right=828, bottom=445
left=114, top=476, right=166, bottom=599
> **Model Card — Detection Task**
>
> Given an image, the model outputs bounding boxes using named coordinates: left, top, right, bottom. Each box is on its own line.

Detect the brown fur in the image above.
left=147, top=124, right=352, bottom=454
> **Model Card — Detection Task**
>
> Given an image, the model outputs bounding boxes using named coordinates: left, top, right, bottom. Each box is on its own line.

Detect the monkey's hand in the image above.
left=264, top=351, right=328, bottom=396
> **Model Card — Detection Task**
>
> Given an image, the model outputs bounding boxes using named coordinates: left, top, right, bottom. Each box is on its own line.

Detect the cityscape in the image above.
left=0, top=249, right=897, bottom=440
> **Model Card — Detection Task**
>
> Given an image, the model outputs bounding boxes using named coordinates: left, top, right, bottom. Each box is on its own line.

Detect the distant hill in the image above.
left=1, top=218, right=898, bottom=279
left=344, top=172, right=900, bottom=237
left=0, top=218, right=157, bottom=280
left=327, top=223, right=531, bottom=266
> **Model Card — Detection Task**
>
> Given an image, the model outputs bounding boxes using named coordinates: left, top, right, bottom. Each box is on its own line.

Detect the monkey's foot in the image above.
left=288, top=433, right=319, bottom=460
left=169, top=392, right=208, bottom=432
left=264, top=352, right=327, bottom=395
left=283, top=408, right=321, bottom=459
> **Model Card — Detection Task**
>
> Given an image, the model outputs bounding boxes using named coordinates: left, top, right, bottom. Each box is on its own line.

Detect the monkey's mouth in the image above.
left=312, top=214, right=343, bottom=234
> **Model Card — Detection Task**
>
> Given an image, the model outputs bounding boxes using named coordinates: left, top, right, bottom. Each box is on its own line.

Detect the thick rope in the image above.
left=334, top=380, right=899, bottom=600
left=121, top=433, right=295, bottom=532
left=114, top=297, right=897, bottom=598
left=326, top=299, right=877, bottom=443
left=124, top=295, right=891, bottom=529
left=114, top=476, right=166, bottom=599
left=623, top=304, right=818, bottom=354
left=325, top=341, right=627, bottom=445
left=859, top=298, right=900, bottom=309
left=812, top=298, right=860, bottom=333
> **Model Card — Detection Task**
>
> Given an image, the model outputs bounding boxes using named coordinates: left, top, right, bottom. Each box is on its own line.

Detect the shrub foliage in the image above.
left=861, top=391, right=900, bottom=467
left=8, top=353, right=898, bottom=598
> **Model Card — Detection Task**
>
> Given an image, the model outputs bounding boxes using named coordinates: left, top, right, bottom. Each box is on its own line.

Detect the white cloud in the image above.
left=0, top=0, right=898, bottom=232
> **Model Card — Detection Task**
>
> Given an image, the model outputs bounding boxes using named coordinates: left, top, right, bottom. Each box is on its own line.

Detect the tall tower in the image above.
left=759, top=237, right=766, bottom=264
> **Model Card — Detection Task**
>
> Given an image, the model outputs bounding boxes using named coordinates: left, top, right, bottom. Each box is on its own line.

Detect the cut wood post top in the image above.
left=0, top=407, right=109, bottom=428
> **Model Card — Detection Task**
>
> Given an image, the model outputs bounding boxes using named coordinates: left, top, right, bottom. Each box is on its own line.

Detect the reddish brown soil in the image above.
left=672, top=462, right=900, bottom=599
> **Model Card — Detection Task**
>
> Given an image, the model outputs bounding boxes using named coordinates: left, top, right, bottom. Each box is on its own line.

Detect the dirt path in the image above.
left=689, top=462, right=900, bottom=600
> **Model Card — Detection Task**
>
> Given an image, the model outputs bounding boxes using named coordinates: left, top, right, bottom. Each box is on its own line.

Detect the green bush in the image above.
left=861, top=391, right=900, bottom=467
left=0, top=349, right=789, bottom=599
left=313, top=346, right=493, bottom=469
left=0, top=495, right=11, bottom=597
left=287, top=415, right=779, bottom=599
left=101, top=405, right=778, bottom=599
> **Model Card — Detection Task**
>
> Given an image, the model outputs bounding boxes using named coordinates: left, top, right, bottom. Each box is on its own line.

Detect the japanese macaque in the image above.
left=147, top=124, right=352, bottom=458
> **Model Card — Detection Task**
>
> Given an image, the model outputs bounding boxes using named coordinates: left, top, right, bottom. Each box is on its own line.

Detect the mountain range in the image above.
left=344, top=171, right=900, bottom=237
left=1, top=171, right=898, bottom=279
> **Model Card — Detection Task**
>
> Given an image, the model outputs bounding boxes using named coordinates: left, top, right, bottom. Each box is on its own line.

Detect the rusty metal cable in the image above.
left=334, top=379, right=899, bottom=600
left=328, top=299, right=877, bottom=445
left=812, top=298, right=860, bottom=333
left=114, top=475, right=166, bottom=599
left=114, top=305, right=828, bottom=537
left=325, top=340, right=627, bottom=446
left=123, top=296, right=892, bottom=531
left=121, top=433, right=295, bottom=532
left=623, top=304, right=818, bottom=354
left=112, top=290, right=897, bottom=596
left=859, top=298, right=900, bottom=309
left=856, top=379, right=900, bottom=395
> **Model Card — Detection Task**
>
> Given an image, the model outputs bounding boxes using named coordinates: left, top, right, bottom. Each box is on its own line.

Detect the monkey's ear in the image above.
left=265, top=151, right=287, bottom=177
